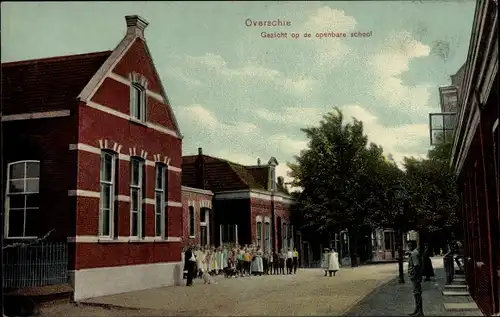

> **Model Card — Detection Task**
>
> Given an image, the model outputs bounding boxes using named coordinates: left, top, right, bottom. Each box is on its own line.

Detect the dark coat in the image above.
left=422, top=248, right=435, bottom=277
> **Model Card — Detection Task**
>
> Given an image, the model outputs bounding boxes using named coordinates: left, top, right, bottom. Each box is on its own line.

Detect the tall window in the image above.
left=188, top=206, right=195, bottom=237
left=130, top=82, right=146, bottom=121
left=384, top=231, right=393, bottom=250
left=264, top=222, right=271, bottom=252
left=6, top=161, right=40, bottom=238
left=100, top=152, right=116, bottom=237
left=155, top=164, right=167, bottom=238
left=288, top=225, right=294, bottom=249
left=283, top=223, right=288, bottom=250
left=130, top=158, right=144, bottom=238
left=221, top=224, right=236, bottom=244
left=256, top=221, right=262, bottom=248
left=270, top=168, right=276, bottom=191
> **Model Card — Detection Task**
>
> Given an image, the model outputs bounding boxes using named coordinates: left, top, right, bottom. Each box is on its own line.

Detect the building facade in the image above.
left=181, top=186, right=213, bottom=247
left=2, top=15, right=185, bottom=300
left=182, top=149, right=295, bottom=252
left=449, top=0, right=499, bottom=315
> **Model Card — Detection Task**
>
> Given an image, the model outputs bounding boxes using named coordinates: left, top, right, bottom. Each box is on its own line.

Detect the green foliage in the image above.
left=288, top=107, right=403, bottom=233
left=289, top=107, right=460, bottom=236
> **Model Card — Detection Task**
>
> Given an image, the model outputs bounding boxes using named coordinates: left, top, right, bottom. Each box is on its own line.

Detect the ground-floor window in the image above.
left=221, top=223, right=237, bottom=244
left=256, top=221, right=262, bottom=248
left=264, top=222, right=271, bottom=252
left=282, top=223, right=288, bottom=250
left=130, top=157, right=145, bottom=238
left=6, top=160, right=40, bottom=238
left=188, top=206, right=195, bottom=237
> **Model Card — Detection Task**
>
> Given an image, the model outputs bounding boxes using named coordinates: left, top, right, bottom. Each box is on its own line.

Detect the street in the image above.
left=41, top=263, right=401, bottom=316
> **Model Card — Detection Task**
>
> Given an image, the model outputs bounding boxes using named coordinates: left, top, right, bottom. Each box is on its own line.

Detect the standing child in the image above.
left=279, top=249, right=286, bottom=275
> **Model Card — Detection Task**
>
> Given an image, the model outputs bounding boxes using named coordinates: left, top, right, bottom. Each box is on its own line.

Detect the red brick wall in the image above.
left=249, top=197, right=292, bottom=251
left=73, top=36, right=184, bottom=269
left=74, top=241, right=182, bottom=270
left=181, top=188, right=213, bottom=248
left=2, top=115, right=79, bottom=241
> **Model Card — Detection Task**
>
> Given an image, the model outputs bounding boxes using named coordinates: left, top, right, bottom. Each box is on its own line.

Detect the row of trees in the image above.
left=288, top=108, right=460, bottom=260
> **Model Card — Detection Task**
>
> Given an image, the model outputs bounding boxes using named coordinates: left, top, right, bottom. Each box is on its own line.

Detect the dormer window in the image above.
left=129, top=72, right=148, bottom=122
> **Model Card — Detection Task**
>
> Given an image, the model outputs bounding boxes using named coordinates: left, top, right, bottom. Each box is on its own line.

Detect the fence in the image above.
left=3, top=241, right=68, bottom=289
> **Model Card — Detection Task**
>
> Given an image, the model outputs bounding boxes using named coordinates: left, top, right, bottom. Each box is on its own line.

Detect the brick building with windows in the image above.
left=449, top=0, right=499, bottom=315
left=181, top=186, right=214, bottom=247
left=2, top=15, right=186, bottom=300
left=181, top=149, right=295, bottom=252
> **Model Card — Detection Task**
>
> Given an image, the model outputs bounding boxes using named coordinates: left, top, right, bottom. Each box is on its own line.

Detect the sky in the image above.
left=2, top=1, right=476, bottom=184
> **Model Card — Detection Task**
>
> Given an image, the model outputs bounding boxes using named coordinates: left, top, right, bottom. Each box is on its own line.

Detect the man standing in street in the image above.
left=407, top=240, right=424, bottom=316
left=292, top=248, right=299, bottom=274
left=184, top=245, right=197, bottom=286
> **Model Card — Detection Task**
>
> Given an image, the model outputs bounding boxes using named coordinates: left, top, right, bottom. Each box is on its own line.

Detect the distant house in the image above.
left=2, top=15, right=186, bottom=300
left=181, top=148, right=295, bottom=252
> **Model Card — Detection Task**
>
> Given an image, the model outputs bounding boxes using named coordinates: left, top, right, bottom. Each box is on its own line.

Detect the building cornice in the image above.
left=181, top=186, right=213, bottom=196
left=214, top=189, right=295, bottom=204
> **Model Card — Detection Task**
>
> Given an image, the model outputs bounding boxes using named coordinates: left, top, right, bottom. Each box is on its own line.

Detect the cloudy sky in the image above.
left=2, top=1, right=476, bottom=183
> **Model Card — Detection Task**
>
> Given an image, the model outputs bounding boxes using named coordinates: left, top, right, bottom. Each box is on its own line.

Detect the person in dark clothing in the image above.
left=272, top=252, right=279, bottom=275
left=184, top=245, right=197, bottom=286
left=292, top=248, right=299, bottom=274
left=407, top=241, right=424, bottom=316
left=422, top=243, right=435, bottom=281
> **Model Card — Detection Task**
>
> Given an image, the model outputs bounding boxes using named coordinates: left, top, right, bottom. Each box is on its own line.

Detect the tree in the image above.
left=402, top=138, right=460, bottom=243
left=288, top=108, right=401, bottom=264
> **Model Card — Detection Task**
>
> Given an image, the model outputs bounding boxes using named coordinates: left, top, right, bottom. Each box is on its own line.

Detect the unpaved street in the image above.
left=41, top=263, right=403, bottom=316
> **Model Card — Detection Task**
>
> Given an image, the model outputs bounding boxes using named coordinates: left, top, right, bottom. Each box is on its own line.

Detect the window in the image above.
left=200, top=207, right=206, bottom=223
left=264, top=222, right=271, bottom=252
left=6, top=161, right=40, bottom=238
left=100, top=152, right=116, bottom=237
left=256, top=221, right=262, bottom=248
left=188, top=206, right=195, bottom=237
left=282, top=223, right=288, bottom=250
left=384, top=231, right=393, bottom=250
left=130, top=82, right=146, bottom=121
left=221, top=224, right=236, bottom=243
left=155, top=164, right=167, bottom=238
left=130, top=158, right=144, bottom=238
left=288, top=225, right=294, bottom=249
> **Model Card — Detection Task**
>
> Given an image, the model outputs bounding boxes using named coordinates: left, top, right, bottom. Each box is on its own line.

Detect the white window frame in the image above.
left=283, top=223, right=288, bottom=250
left=155, top=163, right=167, bottom=238
left=264, top=220, right=271, bottom=252
left=5, top=160, right=40, bottom=239
left=256, top=221, right=263, bottom=248
left=99, top=151, right=116, bottom=238
left=130, top=82, right=146, bottom=122
left=130, top=157, right=144, bottom=238
left=188, top=205, right=196, bottom=238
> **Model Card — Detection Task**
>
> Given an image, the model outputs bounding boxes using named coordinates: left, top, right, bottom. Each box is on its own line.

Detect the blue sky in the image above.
left=2, top=1, right=476, bottom=182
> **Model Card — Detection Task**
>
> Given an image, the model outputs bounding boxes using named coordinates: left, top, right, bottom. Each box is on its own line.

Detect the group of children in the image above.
left=183, top=243, right=300, bottom=282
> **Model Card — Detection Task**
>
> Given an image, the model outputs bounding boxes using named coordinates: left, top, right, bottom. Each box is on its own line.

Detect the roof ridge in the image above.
left=2, top=50, right=113, bottom=67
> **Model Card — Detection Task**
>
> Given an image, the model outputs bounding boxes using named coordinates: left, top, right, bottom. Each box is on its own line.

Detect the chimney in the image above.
left=195, top=147, right=205, bottom=189
left=277, top=176, right=284, bottom=186
left=125, top=15, right=149, bottom=39
left=257, top=158, right=261, bottom=166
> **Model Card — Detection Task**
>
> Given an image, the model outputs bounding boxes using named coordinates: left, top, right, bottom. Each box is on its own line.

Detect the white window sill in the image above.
left=5, top=236, right=38, bottom=240
left=188, top=235, right=196, bottom=239
left=129, top=118, right=147, bottom=127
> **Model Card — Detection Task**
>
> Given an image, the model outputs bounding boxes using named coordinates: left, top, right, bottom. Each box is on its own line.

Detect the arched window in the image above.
left=188, top=206, right=195, bottom=237
left=130, top=82, right=146, bottom=121
left=264, top=220, right=271, bottom=252
left=6, top=160, right=40, bottom=238
left=256, top=220, right=262, bottom=248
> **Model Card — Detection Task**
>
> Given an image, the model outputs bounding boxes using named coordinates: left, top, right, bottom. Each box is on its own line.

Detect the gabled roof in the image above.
left=182, top=154, right=289, bottom=195
left=1, top=51, right=111, bottom=115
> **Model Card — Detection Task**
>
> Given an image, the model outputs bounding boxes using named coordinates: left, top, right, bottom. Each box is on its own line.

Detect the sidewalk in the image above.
left=344, top=264, right=482, bottom=316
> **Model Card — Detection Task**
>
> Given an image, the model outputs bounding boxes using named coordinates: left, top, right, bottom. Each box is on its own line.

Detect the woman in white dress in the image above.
left=321, top=248, right=330, bottom=276
left=327, top=248, right=340, bottom=277
left=251, top=248, right=264, bottom=276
